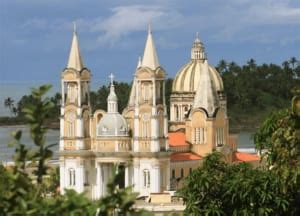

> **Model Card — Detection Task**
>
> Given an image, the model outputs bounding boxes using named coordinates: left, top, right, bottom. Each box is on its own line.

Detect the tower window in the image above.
left=143, top=169, right=150, bottom=188
left=193, top=127, right=206, bottom=144
left=216, top=128, right=224, bottom=147
left=68, top=168, right=76, bottom=186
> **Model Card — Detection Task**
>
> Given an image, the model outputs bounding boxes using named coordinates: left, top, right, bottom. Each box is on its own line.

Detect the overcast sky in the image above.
left=0, top=0, right=299, bottom=84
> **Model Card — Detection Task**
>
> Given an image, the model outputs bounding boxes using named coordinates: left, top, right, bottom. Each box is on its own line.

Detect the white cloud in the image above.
left=88, top=5, right=184, bottom=46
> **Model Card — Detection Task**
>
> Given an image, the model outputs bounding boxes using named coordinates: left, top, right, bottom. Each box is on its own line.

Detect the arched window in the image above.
left=193, top=127, right=206, bottom=144
left=66, top=112, right=76, bottom=137
left=67, top=83, right=77, bottom=103
left=143, top=169, right=150, bottom=188
left=141, top=114, right=150, bottom=138
left=68, top=168, right=76, bottom=186
left=216, top=128, right=224, bottom=146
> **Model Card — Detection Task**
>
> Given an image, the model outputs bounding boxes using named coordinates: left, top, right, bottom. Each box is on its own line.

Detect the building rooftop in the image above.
left=233, top=152, right=260, bottom=162
left=168, top=132, right=188, bottom=147
left=171, top=152, right=202, bottom=162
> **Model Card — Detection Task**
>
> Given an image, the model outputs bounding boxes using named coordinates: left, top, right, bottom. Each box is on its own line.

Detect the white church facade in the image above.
left=59, top=25, right=257, bottom=199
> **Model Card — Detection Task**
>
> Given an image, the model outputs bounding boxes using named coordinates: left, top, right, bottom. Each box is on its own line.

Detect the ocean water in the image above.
left=0, top=125, right=255, bottom=162
left=0, top=81, right=104, bottom=116
left=0, top=125, right=59, bottom=162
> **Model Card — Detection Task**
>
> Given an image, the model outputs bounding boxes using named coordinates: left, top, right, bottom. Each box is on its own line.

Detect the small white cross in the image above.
left=109, top=73, right=114, bottom=85
left=73, top=21, right=77, bottom=33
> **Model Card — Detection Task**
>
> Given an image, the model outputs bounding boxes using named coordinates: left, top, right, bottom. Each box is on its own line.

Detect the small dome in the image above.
left=107, top=90, right=117, bottom=101
left=172, top=61, right=223, bottom=93
left=97, top=113, right=129, bottom=136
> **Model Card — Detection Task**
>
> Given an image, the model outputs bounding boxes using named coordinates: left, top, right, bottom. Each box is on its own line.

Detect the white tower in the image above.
left=59, top=23, right=91, bottom=194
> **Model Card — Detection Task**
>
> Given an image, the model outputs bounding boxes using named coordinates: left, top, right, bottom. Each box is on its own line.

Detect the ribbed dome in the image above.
left=97, top=113, right=129, bottom=136
left=172, top=60, right=223, bottom=92
left=172, top=35, right=223, bottom=93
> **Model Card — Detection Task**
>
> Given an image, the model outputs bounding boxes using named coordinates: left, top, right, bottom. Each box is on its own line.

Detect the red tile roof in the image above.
left=233, top=152, right=260, bottom=162
left=168, top=132, right=188, bottom=147
left=171, top=152, right=202, bottom=162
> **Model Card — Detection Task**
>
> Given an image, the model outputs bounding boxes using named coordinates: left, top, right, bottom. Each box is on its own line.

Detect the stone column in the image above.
left=125, top=165, right=129, bottom=187
left=59, top=159, right=65, bottom=195
left=133, top=161, right=140, bottom=192
left=96, top=163, right=102, bottom=199
left=76, top=160, right=84, bottom=193
left=151, top=163, right=161, bottom=193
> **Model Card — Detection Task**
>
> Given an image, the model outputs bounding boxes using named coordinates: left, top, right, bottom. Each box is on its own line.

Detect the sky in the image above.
left=0, top=0, right=299, bottom=85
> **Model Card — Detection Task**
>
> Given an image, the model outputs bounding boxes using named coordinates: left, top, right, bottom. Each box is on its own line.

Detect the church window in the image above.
left=143, top=83, right=150, bottom=102
left=172, top=169, right=175, bottom=179
left=66, top=112, right=76, bottom=137
left=180, top=168, right=184, bottom=178
left=193, top=127, right=206, bottom=144
left=141, top=114, right=150, bottom=138
left=216, top=128, right=224, bottom=146
left=67, top=83, right=77, bottom=104
left=84, top=171, right=89, bottom=186
left=68, top=168, right=76, bottom=186
left=143, top=169, right=150, bottom=188
left=175, top=106, right=179, bottom=121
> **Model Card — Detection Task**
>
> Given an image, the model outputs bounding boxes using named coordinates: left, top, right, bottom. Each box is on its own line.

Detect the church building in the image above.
left=59, top=25, right=258, bottom=199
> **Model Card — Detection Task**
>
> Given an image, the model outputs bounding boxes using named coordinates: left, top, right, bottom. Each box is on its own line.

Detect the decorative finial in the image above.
left=196, top=32, right=199, bottom=39
left=73, top=21, right=77, bottom=34
left=109, top=73, right=114, bottom=85
left=148, top=21, right=152, bottom=34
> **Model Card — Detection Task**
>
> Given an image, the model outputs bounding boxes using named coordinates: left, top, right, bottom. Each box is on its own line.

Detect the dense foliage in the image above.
left=0, top=85, right=145, bottom=215
left=179, top=89, right=300, bottom=215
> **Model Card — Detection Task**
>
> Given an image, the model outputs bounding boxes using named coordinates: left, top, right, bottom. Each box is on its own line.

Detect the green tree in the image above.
left=0, top=85, right=144, bottom=215
left=4, top=97, right=16, bottom=117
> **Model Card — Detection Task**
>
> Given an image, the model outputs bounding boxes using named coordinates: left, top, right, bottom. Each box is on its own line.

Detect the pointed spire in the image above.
left=141, top=24, right=160, bottom=70
left=67, top=22, right=84, bottom=71
left=192, top=60, right=219, bottom=116
left=107, top=73, right=118, bottom=113
left=191, top=32, right=206, bottom=60
left=137, top=56, right=142, bottom=68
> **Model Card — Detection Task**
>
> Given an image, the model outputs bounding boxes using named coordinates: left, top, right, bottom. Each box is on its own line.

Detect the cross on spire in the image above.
left=109, top=73, right=115, bottom=85
left=73, top=21, right=77, bottom=34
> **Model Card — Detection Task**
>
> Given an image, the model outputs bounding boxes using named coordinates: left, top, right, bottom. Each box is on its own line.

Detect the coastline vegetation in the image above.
left=0, top=57, right=300, bottom=131
left=1, top=57, right=300, bottom=131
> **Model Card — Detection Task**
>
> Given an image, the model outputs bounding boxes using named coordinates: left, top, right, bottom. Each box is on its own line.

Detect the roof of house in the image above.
left=168, top=132, right=188, bottom=147
left=233, top=152, right=260, bottom=163
left=171, top=152, right=202, bottom=162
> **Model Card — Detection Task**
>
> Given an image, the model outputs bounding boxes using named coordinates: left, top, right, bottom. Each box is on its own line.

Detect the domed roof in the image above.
left=97, top=73, right=129, bottom=137
left=172, top=61, right=223, bottom=92
left=172, top=35, right=223, bottom=93
left=97, top=113, right=129, bottom=136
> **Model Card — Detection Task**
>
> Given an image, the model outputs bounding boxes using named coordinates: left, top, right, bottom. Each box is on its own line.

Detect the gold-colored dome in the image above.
left=172, top=36, right=223, bottom=93
left=172, top=60, right=223, bottom=92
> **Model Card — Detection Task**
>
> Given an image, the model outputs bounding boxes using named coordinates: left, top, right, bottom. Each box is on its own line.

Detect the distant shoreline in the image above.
left=0, top=120, right=60, bottom=130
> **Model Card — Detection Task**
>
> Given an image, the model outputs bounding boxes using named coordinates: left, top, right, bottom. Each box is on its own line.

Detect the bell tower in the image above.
left=132, top=25, right=168, bottom=153
left=60, top=23, right=91, bottom=151
left=123, top=26, right=170, bottom=195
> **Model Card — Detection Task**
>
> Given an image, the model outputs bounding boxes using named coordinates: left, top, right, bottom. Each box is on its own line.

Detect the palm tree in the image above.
left=247, top=58, right=257, bottom=71
left=289, top=57, right=297, bottom=70
left=4, top=97, right=15, bottom=116
left=282, top=61, right=290, bottom=70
